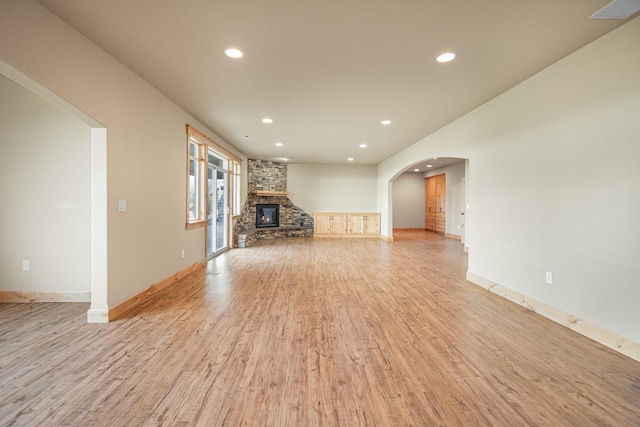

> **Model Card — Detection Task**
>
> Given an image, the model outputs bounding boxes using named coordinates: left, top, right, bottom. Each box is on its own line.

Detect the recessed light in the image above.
left=433, top=157, right=438, bottom=160
left=381, top=120, right=391, bottom=125
left=347, top=157, right=354, bottom=162
left=427, top=165, right=433, bottom=168
left=262, top=118, right=273, bottom=124
left=243, top=135, right=251, bottom=140
left=359, top=143, right=367, bottom=148
left=278, top=157, right=289, bottom=162
left=414, top=169, right=420, bottom=172
left=275, top=142, right=283, bottom=147
left=436, top=52, right=455, bottom=63
left=225, top=48, right=243, bottom=58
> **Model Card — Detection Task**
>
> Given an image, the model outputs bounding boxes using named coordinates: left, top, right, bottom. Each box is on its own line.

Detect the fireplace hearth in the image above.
left=256, top=204, right=279, bottom=228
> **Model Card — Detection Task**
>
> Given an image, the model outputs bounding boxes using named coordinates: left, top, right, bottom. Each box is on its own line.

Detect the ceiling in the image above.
left=407, top=157, right=462, bottom=174
left=36, top=0, right=633, bottom=165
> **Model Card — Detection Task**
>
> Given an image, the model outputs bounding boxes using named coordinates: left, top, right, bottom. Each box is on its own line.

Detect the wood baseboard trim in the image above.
left=392, top=228, right=426, bottom=232
left=0, top=291, right=91, bottom=303
left=381, top=234, right=394, bottom=242
left=445, top=233, right=462, bottom=240
left=466, top=272, right=640, bottom=363
left=109, top=260, right=206, bottom=321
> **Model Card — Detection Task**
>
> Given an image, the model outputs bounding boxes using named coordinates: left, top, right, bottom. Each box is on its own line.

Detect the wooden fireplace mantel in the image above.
left=250, top=190, right=288, bottom=197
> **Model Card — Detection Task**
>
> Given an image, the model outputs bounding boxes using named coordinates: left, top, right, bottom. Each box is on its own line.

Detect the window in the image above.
left=186, top=125, right=242, bottom=229
left=187, top=137, right=206, bottom=227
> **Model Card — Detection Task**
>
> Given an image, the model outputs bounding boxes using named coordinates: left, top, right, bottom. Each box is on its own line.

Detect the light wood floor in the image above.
left=1, top=232, right=639, bottom=426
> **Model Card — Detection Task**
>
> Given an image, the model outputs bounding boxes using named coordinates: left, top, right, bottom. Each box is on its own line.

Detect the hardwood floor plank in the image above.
left=1, top=233, right=639, bottom=425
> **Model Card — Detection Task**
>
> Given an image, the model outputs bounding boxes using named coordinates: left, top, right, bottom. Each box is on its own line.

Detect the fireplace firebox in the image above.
left=256, top=204, right=279, bottom=228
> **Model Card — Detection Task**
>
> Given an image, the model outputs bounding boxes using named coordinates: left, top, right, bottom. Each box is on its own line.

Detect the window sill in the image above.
left=186, top=220, right=206, bottom=230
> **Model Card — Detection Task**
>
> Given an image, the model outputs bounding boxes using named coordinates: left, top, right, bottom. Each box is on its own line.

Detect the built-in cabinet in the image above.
left=348, top=213, right=380, bottom=235
left=314, top=213, right=348, bottom=235
left=314, top=213, right=380, bottom=238
left=425, top=174, right=446, bottom=233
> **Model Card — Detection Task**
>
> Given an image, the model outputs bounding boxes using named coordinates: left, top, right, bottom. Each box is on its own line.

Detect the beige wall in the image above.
left=0, top=74, right=91, bottom=293
left=287, top=163, right=377, bottom=214
left=0, top=0, right=246, bottom=309
left=391, top=173, right=425, bottom=228
left=378, top=17, right=640, bottom=344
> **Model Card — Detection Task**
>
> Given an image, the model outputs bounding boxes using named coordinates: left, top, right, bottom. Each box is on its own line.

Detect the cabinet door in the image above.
left=364, top=214, right=380, bottom=235
left=348, top=214, right=365, bottom=234
left=314, top=213, right=332, bottom=235
left=331, top=213, right=348, bottom=235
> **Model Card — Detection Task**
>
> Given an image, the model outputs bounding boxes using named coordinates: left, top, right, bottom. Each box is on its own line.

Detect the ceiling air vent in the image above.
left=590, top=0, right=640, bottom=19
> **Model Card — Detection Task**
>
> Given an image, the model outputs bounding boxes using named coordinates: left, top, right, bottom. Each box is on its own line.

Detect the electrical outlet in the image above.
left=22, top=260, right=30, bottom=271
left=181, top=249, right=185, bottom=258
left=545, top=271, right=553, bottom=284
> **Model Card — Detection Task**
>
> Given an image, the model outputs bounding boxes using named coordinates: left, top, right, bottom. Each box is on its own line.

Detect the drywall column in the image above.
left=88, top=128, right=108, bottom=323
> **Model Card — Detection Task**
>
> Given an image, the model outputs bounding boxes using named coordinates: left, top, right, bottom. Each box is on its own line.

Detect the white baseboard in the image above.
left=0, top=291, right=91, bottom=303
left=466, top=272, right=640, bottom=363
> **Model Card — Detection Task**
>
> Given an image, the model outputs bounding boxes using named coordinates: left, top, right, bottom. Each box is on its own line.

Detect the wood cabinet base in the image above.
left=314, top=212, right=380, bottom=238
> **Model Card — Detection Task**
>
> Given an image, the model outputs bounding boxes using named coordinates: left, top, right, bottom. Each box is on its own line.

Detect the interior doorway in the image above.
left=390, top=157, right=467, bottom=245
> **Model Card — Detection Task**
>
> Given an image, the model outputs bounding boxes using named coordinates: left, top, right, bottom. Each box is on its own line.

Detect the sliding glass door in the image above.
left=206, top=151, right=228, bottom=258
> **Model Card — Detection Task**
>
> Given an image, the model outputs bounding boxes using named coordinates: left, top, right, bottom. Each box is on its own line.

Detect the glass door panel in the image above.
left=206, top=165, right=215, bottom=257
left=216, top=169, right=227, bottom=252
left=206, top=150, right=228, bottom=258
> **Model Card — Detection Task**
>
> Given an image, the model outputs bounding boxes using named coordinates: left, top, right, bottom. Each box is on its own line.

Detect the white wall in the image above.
left=391, top=173, right=425, bottom=228
left=288, top=164, right=377, bottom=214
left=423, top=160, right=465, bottom=236
left=377, top=17, right=640, bottom=345
left=0, top=0, right=246, bottom=309
left=0, top=73, right=91, bottom=293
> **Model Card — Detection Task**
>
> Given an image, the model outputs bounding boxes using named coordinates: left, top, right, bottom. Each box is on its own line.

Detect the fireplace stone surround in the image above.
left=233, top=159, right=314, bottom=247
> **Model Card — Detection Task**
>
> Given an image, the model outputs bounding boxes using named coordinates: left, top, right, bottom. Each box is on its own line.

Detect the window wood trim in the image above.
left=186, top=125, right=241, bottom=163
left=185, top=125, right=243, bottom=230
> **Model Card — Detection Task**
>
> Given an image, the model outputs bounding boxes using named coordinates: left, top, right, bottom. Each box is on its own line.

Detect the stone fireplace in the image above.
left=233, top=159, right=314, bottom=247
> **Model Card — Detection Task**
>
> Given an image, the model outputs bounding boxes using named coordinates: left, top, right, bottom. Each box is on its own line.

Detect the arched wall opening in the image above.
left=390, top=157, right=468, bottom=244
left=0, top=61, right=109, bottom=323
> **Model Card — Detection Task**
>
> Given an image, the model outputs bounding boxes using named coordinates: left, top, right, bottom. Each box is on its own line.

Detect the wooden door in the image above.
left=314, top=213, right=332, bottom=235
left=331, top=213, right=348, bottom=235
left=425, top=177, right=436, bottom=230
left=348, top=214, right=365, bottom=235
left=435, top=174, right=446, bottom=233
left=364, top=213, right=380, bottom=235
left=425, top=174, right=446, bottom=233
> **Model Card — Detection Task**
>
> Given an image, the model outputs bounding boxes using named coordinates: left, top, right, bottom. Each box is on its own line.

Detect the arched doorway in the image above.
left=390, top=157, right=467, bottom=249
